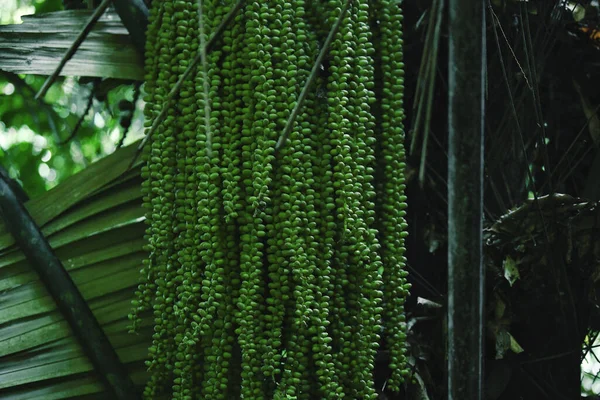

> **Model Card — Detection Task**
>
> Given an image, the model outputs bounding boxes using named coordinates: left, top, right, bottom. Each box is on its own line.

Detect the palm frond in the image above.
left=0, top=10, right=142, bottom=80
left=0, top=144, right=151, bottom=399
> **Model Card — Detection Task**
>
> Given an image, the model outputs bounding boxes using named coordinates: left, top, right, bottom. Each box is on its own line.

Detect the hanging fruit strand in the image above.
left=132, top=0, right=410, bottom=398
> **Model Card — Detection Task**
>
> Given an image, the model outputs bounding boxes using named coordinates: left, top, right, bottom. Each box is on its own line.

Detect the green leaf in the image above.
left=502, top=255, right=520, bottom=287
left=0, top=10, right=143, bottom=80
left=0, top=143, right=150, bottom=398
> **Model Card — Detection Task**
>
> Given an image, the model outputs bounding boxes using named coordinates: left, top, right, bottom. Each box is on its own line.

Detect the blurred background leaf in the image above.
left=0, top=0, right=145, bottom=198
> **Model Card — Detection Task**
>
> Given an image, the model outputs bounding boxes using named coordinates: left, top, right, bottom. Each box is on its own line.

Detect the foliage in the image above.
left=0, top=72, right=144, bottom=197
left=0, top=0, right=147, bottom=198
left=0, top=0, right=61, bottom=24
left=0, top=144, right=152, bottom=399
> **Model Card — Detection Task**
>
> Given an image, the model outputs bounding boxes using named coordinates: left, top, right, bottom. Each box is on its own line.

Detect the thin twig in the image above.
left=118, top=82, right=142, bottom=148
left=274, top=0, right=351, bottom=154
left=489, top=5, right=531, bottom=90
left=58, top=80, right=96, bottom=145
left=127, top=0, right=244, bottom=170
left=35, top=0, right=112, bottom=100
left=418, top=0, right=444, bottom=187
left=410, top=0, right=438, bottom=156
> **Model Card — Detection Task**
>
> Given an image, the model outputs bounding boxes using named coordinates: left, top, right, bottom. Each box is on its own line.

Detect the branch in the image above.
left=58, top=80, right=96, bottom=145
left=0, top=165, right=28, bottom=203
left=118, top=82, right=142, bottom=148
left=111, top=0, right=149, bottom=56
left=274, top=0, right=351, bottom=154
left=0, top=176, right=139, bottom=400
left=35, top=0, right=112, bottom=100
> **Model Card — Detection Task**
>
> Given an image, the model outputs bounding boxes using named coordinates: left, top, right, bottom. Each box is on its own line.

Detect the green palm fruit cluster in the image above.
left=130, top=0, right=410, bottom=398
